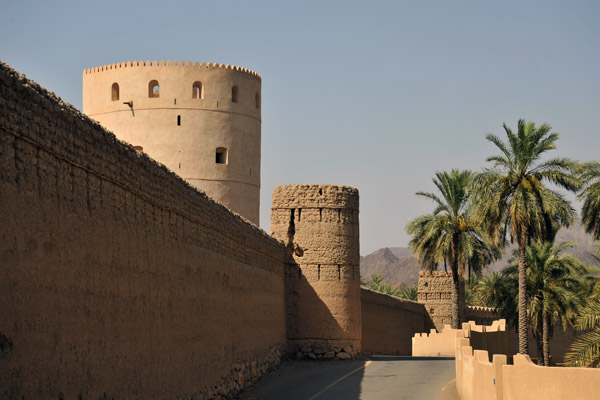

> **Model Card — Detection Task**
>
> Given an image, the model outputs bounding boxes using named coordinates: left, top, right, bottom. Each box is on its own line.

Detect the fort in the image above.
left=0, top=60, right=556, bottom=399
left=0, top=60, right=449, bottom=399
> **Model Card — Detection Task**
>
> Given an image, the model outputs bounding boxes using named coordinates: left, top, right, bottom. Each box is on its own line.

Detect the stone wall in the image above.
left=271, top=184, right=362, bottom=359
left=0, top=62, right=286, bottom=399
left=361, top=288, right=433, bottom=355
left=417, top=271, right=465, bottom=330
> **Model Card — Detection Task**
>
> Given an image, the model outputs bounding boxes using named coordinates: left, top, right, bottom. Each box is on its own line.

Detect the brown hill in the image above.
left=360, top=247, right=421, bottom=288
left=486, top=221, right=600, bottom=272
left=361, top=222, right=599, bottom=287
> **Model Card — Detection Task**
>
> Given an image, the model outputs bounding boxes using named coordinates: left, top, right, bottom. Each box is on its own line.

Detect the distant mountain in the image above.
left=360, top=247, right=421, bottom=288
left=486, top=222, right=599, bottom=272
left=361, top=222, right=599, bottom=287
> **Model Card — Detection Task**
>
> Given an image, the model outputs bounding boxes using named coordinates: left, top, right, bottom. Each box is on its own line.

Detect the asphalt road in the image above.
left=236, top=356, right=458, bottom=400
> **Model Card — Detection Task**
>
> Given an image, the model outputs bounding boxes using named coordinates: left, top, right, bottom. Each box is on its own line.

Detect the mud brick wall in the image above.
left=0, top=61, right=286, bottom=400
left=361, top=288, right=434, bottom=355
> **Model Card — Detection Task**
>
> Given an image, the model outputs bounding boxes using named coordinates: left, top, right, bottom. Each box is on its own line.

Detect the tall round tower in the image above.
left=271, top=184, right=361, bottom=359
left=82, top=60, right=261, bottom=224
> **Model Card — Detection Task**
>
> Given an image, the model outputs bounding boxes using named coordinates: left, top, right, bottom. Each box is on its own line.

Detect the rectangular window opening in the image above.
left=216, top=148, right=228, bottom=164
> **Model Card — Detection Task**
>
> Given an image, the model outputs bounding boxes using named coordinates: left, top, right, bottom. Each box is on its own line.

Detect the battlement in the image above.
left=465, top=305, right=499, bottom=326
left=418, top=270, right=453, bottom=277
left=467, top=306, right=496, bottom=314
left=83, top=60, right=261, bottom=80
left=271, top=184, right=359, bottom=209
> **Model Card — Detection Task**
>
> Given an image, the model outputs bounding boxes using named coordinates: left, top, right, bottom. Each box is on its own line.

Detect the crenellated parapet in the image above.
left=418, top=270, right=453, bottom=277
left=466, top=305, right=500, bottom=326
left=270, top=184, right=359, bottom=210
left=467, top=305, right=497, bottom=315
left=83, top=60, right=261, bottom=80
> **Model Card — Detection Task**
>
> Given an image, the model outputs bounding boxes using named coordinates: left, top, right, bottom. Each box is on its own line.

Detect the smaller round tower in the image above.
left=271, top=184, right=361, bottom=359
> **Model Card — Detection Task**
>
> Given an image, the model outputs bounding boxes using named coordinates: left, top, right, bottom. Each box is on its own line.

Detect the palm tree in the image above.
left=473, top=119, right=580, bottom=354
left=465, top=274, right=480, bottom=306
left=504, top=241, right=588, bottom=366
left=473, top=272, right=509, bottom=309
left=407, top=169, right=497, bottom=329
left=565, top=249, right=600, bottom=367
left=365, top=274, right=401, bottom=297
left=580, top=162, right=600, bottom=240
left=398, top=285, right=418, bottom=301
left=565, top=287, right=600, bottom=367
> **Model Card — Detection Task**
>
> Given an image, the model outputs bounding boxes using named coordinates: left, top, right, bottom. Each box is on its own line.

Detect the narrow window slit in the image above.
left=319, top=208, right=322, bottom=221
left=177, top=115, right=181, bottom=126
left=232, top=85, right=239, bottom=103
left=317, top=265, right=321, bottom=281
left=338, top=265, right=341, bottom=280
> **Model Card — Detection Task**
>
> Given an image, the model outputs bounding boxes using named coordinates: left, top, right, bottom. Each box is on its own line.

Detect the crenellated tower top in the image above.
left=83, top=60, right=261, bottom=80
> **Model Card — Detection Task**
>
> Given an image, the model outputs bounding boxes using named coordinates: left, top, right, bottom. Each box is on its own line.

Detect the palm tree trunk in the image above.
left=518, top=229, right=529, bottom=355
left=451, top=272, right=460, bottom=329
left=535, top=311, right=543, bottom=366
left=451, top=237, right=461, bottom=329
left=543, top=310, right=550, bottom=367
left=468, top=261, right=471, bottom=283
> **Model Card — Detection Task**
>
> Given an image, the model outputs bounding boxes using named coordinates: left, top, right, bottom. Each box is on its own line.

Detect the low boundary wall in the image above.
left=361, top=288, right=432, bottom=355
left=0, top=62, right=286, bottom=399
left=455, top=323, right=600, bottom=400
left=412, top=320, right=508, bottom=358
left=412, top=326, right=465, bottom=357
left=465, top=306, right=577, bottom=364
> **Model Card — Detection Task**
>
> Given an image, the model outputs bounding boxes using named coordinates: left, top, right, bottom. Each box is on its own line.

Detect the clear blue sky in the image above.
left=2, top=0, right=599, bottom=254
